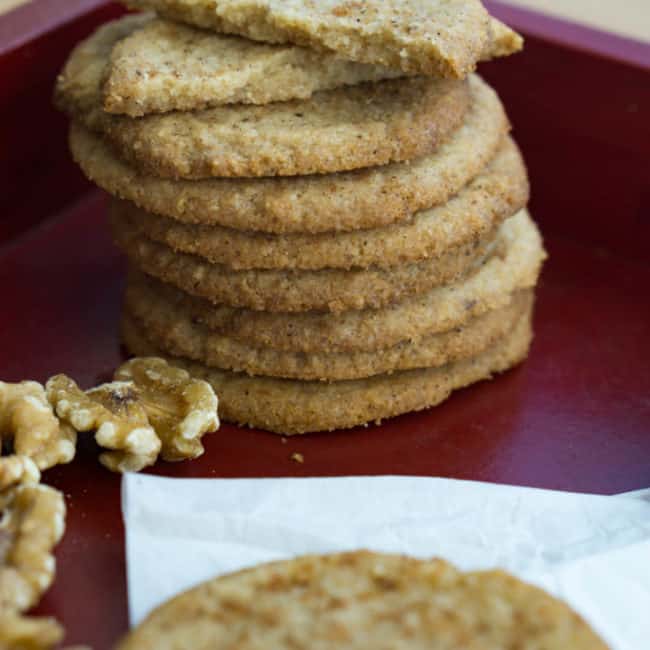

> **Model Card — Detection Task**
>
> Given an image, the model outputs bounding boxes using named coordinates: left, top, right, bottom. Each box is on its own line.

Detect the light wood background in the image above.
left=501, top=0, right=649, bottom=42
left=0, top=0, right=648, bottom=42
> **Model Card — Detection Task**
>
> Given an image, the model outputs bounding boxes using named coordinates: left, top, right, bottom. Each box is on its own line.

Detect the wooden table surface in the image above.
left=2, top=0, right=649, bottom=42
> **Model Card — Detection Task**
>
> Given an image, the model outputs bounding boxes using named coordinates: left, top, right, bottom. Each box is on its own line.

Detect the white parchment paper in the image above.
left=122, top=475, right=650, bottom=648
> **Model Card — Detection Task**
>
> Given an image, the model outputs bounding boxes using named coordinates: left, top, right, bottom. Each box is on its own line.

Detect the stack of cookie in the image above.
left=55, top=0, right=546, bottom=434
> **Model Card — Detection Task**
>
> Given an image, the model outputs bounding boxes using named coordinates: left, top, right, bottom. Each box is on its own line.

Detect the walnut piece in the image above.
left=115, top=357, right=219, bottom=462
left=0, top=456, right=40, bottom=492
left=46, top=375, right=161, bottom=473
left=0, top=613, right=64, bottom=650
left=0, top=381, right=76, bottom=471
left=0, top=483, right=65, bottom=613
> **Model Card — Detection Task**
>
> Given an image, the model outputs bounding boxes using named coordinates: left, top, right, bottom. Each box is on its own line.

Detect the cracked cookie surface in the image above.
left=125, top=0, right=522, bottom=77
left=104, top=16, right=406, bottom=116
left=56, top=17, right=471, bottom=179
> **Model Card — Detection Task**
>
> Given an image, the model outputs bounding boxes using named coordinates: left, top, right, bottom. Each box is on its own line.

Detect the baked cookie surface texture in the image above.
left=117, top=551, right=608, bottom=650
left=125, top=0, right=522, bottom=76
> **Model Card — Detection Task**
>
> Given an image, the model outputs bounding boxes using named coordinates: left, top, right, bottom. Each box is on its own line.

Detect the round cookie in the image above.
left=116, top=551, right=607, bottom=650
left=92, top=76, right=469, bottom=178
left=112, top=216, right=496, bottom=313
left=122, top=307, right=533, bottom=434
left=124, top=282, right=531, bottom=380
left=126, top=210, right=545, bottom=352
left=104, top=17, right=406, bottom=116
left=70, top=74, right=509, bottom=233
left=55, top=19, right=471, bottom=179
left=125, top=0, right=523, bottom=76
left=112, top=137, right=527, bottom=270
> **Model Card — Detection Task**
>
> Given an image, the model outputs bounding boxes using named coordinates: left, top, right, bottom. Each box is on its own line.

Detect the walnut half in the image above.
left=0, top=456, right=40, bottom=493
left=0, top=482, right=66, bottom=613
left=46, top=375, right=161, bottom=473
left=115, top=357, right=219, bottom=462
left=0, top=381, right=76, bottom=471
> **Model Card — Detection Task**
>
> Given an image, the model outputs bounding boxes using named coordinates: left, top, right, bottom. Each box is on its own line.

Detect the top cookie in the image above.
left=125, top=0, right=523, bottom=77
left=56, top=17, right=470, bottom=178
left=104, top=16, right=406, bottom=116
left=117, top=550, right=608, bottom=650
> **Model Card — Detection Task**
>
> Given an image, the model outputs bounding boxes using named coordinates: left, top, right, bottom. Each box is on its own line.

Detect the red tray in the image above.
left=1, top=1, right=649, bottom=647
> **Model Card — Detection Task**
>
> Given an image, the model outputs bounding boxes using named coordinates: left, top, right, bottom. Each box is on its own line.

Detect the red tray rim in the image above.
left=0, top=0, right=111, bottom=54
left=486, top=0, right=650, bottom=70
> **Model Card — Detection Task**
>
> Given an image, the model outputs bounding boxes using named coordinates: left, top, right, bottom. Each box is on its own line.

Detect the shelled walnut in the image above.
left=0, top=612, right=64, bottom=650
left=0, top=381, right=76, bottom=471
left=115, top=357, right=219, bottom=462
left=46, top=375, right=161, bottom=473
left=0, top=481, right=66, bottom=613
left=0, top=458, right=68, bottom=649
left=0, top=456, right=40, bottom=492
left=0, top=360, right=216, bottom=646
left=0, top=360, right=219, bottom=645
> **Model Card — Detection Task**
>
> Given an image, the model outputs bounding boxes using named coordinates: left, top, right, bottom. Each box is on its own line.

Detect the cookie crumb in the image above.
left=290, top=452, right=304, bottom=464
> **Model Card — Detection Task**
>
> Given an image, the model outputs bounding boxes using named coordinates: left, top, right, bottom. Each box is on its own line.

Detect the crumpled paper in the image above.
left=122, top=475, right=650, bottom=649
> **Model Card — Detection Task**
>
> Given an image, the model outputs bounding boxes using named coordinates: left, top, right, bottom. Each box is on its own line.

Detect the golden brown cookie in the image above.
left=0, top=381, right=76, bottom=471
left=70, top=74, right=508, bottom=233
left=126, top=210, right=544, bottom=354
left=55, top=16, right=471, bottom=178
left=104, top=16, right=406, bottom=116
left=70, top=78, right=469, bottom=178
left=111, top=136, right=527, bottom=270
left=117, top=551, right=607, bottom=650
left=125, top=0, right=522, bottom=76
left=122, top=305, right=533, bottom=434
left=112, top=215, right=496, bottom=313
left=124, top=276, right=531, bottom=380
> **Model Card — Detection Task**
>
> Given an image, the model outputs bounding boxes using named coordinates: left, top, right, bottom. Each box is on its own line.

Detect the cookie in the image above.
left=70, top=74, right=507, bottom=233
left=112, top=215, right=496, bottom=313
left=125, top=273, right=531, bottom=380
left=65, top=80, right=469, bottom=179
left=117, top=551, right=607, bottom=650
left=56, top=19, right=471, bottom=178
left=127, top=210, right=545, bottom=354
left=104, top=17, right=406, bottom=116
left=125, top=285, right=532, bottom=380
left=112, top=136, right=527, bottom=270
left=125, top=0, right=523, bottom=76
left=122, top=305, right=533, bottom=433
